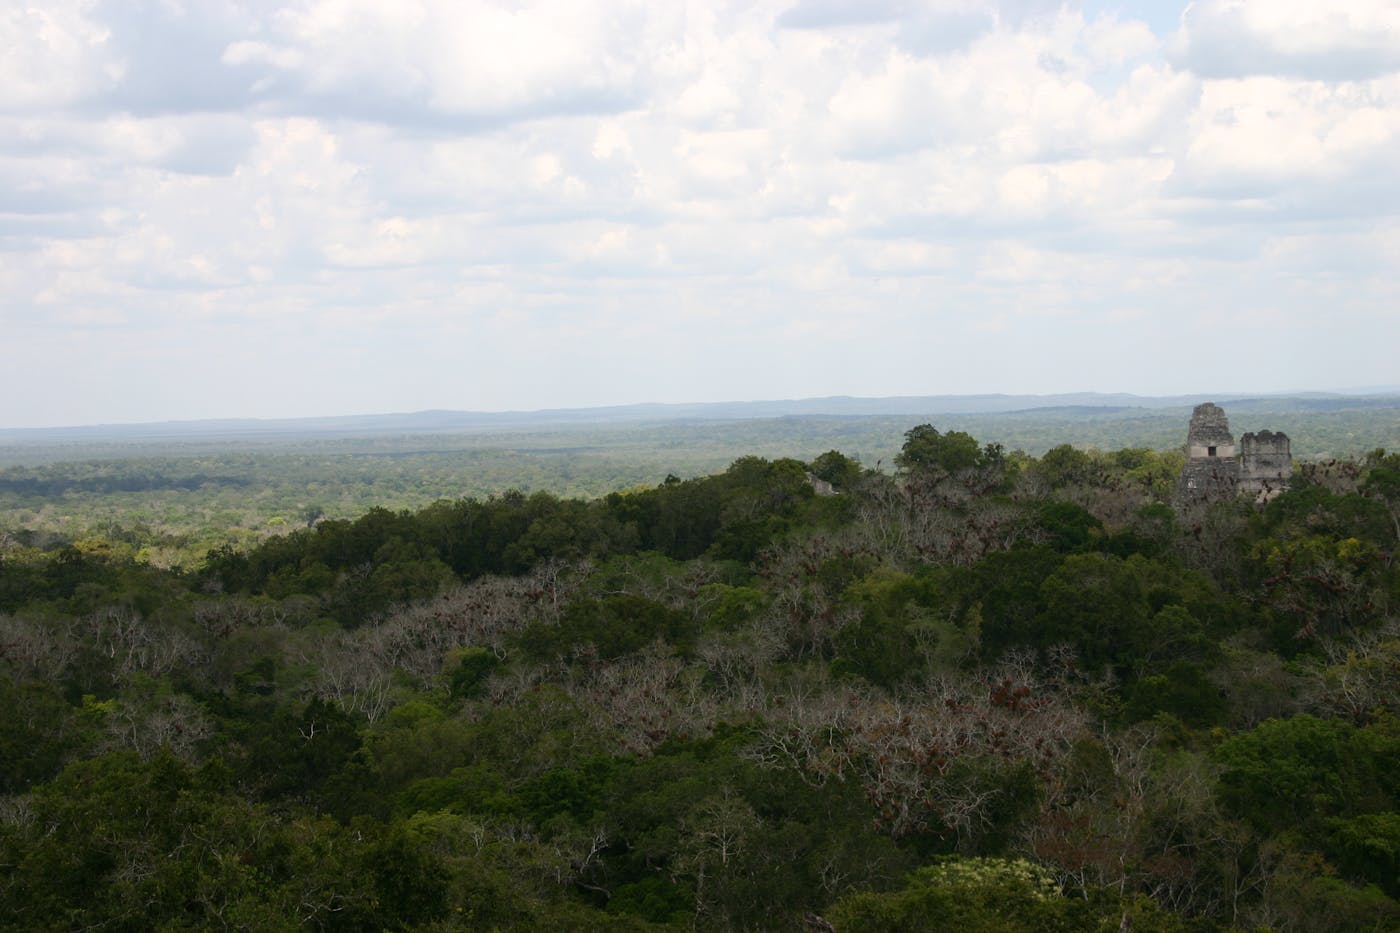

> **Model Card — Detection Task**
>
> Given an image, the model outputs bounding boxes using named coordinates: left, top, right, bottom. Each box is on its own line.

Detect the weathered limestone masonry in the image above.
left=1239, top=430, right=1293, bottom=500
left=1174, top=402, right=1292, bottom=508
left=1175, top=403, right=1241, bottom=504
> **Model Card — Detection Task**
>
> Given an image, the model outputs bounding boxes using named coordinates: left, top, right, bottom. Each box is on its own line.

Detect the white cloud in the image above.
left=0, top=2, right=116, bottom=112
left=1171, top=0, right=1400, bottom=80
left=1165, top=73, right=1400, bottom=223
left=237, top=0, right=670, bottom=124
left=1, top=0, right=1399, bottom=426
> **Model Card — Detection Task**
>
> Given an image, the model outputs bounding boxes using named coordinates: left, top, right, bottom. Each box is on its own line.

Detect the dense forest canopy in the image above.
left=2, top=402, right=1396, bottom=569
left=2, top=422, right=1400, bottom=930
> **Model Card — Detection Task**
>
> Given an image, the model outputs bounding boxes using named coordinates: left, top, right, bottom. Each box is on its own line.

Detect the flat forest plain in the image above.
left=1, top=397, right=1397, bottom=566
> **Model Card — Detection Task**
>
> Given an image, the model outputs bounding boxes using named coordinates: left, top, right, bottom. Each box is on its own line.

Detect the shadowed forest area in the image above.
left=2, top=419, right=1400, bottom=930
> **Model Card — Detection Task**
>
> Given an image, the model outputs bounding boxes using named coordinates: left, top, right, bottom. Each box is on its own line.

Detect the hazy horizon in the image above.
left=5, top=386, right=1400, bottom=435
left=5, top=1, right=1399, bottom=428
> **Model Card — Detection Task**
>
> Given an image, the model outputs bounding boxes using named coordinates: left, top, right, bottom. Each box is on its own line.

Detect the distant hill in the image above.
left=4, top=390, right=1398, bottom=446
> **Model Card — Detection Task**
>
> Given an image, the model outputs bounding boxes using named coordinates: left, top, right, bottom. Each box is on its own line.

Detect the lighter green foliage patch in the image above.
left=914, top=856, right=1062, bottom=900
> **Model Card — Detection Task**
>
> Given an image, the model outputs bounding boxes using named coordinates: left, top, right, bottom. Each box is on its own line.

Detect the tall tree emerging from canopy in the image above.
left=896, top=425, right=1003, bottom=475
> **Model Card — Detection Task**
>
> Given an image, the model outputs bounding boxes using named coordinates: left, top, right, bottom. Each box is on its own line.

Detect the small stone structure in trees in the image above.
left=1174, top=402, right=1291, bottom=507
left=1239, top=429, right=1293, bottom=499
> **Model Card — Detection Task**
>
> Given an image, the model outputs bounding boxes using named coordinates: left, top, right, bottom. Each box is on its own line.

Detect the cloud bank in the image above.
left=2, top=0, right=1398, bottom=426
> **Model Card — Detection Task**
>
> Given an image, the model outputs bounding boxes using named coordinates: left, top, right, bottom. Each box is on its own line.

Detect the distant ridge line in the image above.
left=3, top=390, right=1399, bottom=444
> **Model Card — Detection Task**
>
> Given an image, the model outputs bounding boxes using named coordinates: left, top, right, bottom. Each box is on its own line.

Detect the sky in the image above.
left=3, top=0, right=1400, bottom=428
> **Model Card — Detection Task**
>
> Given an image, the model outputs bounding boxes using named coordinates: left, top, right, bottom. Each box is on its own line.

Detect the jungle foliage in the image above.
left=2, top=402, right=1394, bottom=570
left=2, top=431, right=1400, bottom=930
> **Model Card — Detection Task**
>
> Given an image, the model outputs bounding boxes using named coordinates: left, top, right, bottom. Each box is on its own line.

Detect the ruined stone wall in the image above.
left=1176, top=456, right=1240, bottom=505
left=1239, top=430, right=1292, bottom=501
left=1184, top=403, right=1235, bottom=450
left=1175, top=402, right=1241, bottom=507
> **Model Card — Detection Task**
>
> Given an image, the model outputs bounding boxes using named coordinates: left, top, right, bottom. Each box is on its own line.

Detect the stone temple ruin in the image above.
left=1174, top=402, right=1292, bottom=507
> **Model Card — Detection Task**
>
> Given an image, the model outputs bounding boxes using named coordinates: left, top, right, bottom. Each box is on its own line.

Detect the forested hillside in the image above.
left=3, top=429, right=1400, bottom=930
